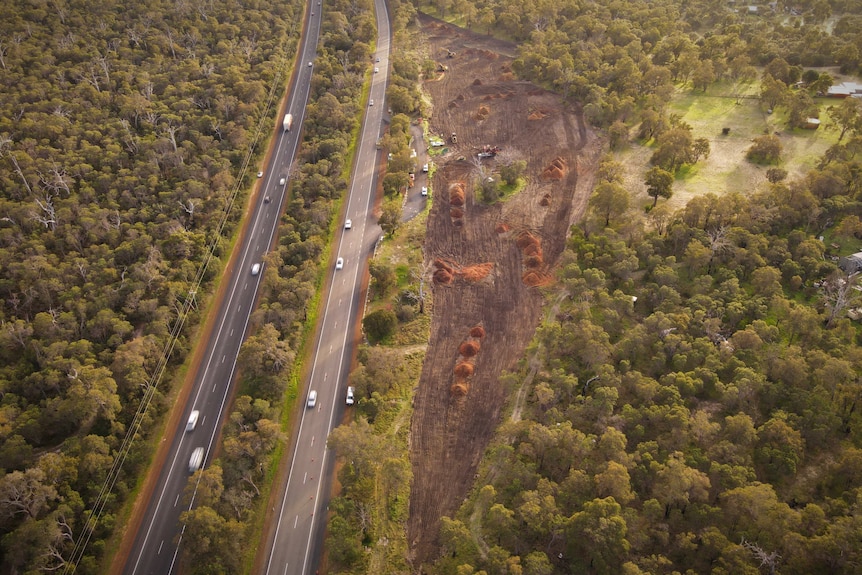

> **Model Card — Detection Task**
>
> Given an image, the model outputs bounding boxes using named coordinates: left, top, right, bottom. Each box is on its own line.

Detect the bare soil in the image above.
left=407, top=15, right=604, bottom=569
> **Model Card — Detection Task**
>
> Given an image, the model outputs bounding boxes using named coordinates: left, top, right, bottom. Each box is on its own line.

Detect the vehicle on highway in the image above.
left=189, top=447, right=204, bottom=473
left=257, top=171, right=263, bottom=178
left=283, top=113, right=293, bottom=132
left=346, top=386, right=355, bottom=405
left=374, top=67, right=379, bottom=73
left=279, top=177, right=286, bottom=185
left=345, top=219, right=352, bottom=229
left=375, top=56, right=380, bottom=62
left=369, top=99, right=374, bottom=106
left=186, top=410, right=199, bottom=432
left=308, top=61, right=313, bottom=67
left=421, top=186, right=428, bottom=197
left=307, top=390, right=317, bottom=408
left=335, top=257, right=344, bottom=270
left=422, top=163, right=429, bottom=173
left=264, top=196, right=271, bottom=203
left=251, top=263, right=261, bottom=275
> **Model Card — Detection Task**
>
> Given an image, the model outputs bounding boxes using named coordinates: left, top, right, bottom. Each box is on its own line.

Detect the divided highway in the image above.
left=121, top=4, right=324, bottom=575
left=259, top=0, right=392, bottom=572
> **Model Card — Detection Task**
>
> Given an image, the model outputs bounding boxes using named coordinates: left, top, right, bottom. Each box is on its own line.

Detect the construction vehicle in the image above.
left=451, top=132, right=457, bottom=144
left=283, top=113, right=293, bottom=132
left=446, top=49, right=455, bottom=58
left=437, top=62, right=448, bottom=72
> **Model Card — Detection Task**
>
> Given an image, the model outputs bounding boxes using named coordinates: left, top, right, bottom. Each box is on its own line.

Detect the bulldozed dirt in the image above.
left=407, top=15, right=603, bottom=569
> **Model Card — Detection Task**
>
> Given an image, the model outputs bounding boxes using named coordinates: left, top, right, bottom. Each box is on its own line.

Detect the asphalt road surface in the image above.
left=121, top=5, right=324, bottom=575
left=259, top=0, right=391, bottom=573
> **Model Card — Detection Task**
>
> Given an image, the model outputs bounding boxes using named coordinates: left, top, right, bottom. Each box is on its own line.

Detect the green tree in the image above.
left=746, top=135, right=782, bottom=164
left=827, top=97, right=862, bottom=142
left=645, top=167, right=674, bottom=207
left=567, top=497, right=630, bottom=575
left=588, top=181, right=630, bottom=227
left=378, top=199, right=401, bottom=237
left=363, top=309, right=398, bottom=342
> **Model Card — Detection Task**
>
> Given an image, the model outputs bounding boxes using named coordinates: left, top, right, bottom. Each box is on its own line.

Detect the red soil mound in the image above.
left=459, top=341, right=480, bottom=357
left=495, top=223, right=510, bottom=234
left=450, top=382, right=469, bottom=397
left=469, top=326, right=486, bottom=338
left=450, top=189, right=465, bottom=206
left=454, top=362, right=474, bottom=378
left=450, top=207, right=464, bottom=219
left=516, top=231, right=540, bottom=250
left=433, top=269, right=453, bottom=284
left=459, top=263, right=493, bottom=282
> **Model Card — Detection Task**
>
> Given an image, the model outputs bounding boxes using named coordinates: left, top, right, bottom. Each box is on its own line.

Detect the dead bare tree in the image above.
left=32, top=193, right=57, bottom=230
left=822, top=270, right=862, bottom=327
left=0, top=136, right=33, bottom=199
left=741, top=538, right=781, bottom=575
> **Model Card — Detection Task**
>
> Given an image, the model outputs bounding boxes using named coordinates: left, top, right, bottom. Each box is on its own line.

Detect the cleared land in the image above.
left=406, top=15, right=603, bottom=567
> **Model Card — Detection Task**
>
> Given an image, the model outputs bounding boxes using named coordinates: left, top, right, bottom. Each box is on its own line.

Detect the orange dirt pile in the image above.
left=449, top=184, right=466, bottom=206
left=459, top=341, right=480, bottom=357
left=454, top=362, right=474, bottom=378
left=525, top=255, right=543, bottom=268
left=516, top=231, right=541, bottom=251
left=475, top=105, right=490, bottom=121
left=450, top=382, right=469, bottom=397
left=433, top=269, right=453, bottom=284
left=458, top=263, right=494, bottom=282
left=473, top=78, right=483, bottom=85
left=540, top=193, right=551, bottom=206
left=450, top=207, right=464, bottom=219
left=522, top=270, right=554, bottom=286
left=495, top=223, right=510, bottom=234
left=469, top=325, right=486, bottom=339
left=542, top=157, right=567, bottom=181
left=516, top=231, right=550, bottom=285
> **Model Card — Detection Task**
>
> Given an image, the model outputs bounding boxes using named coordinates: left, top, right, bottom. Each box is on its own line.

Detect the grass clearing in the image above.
left=616, top=80, right=842, bottom=210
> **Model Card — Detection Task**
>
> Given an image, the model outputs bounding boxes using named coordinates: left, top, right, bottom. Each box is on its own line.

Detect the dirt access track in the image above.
left=407, top=15, right=604, bottom=569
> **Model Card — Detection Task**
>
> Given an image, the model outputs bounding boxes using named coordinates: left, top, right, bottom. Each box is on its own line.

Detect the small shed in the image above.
left=803, top=117, right=821, bottom=129
left=839, top=252, right=862, bottom=273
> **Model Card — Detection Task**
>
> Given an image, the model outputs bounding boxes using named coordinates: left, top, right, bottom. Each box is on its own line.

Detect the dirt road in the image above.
left=407, top=15, right=604, bottom=568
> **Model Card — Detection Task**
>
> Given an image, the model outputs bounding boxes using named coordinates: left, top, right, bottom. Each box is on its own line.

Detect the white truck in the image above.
left=283, top=113, right=293, bottom=132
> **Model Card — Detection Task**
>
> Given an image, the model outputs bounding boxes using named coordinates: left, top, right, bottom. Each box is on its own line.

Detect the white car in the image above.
left=257, top=171, right=263, bottom=178
left=346, top=386, right=355, bottom=405
left=308, top=61, right=313, bottom=67
left=369, top=99, right=374, bottom=106
left=335, top=257, right=344, bottom=270
left=186, top=410, right=199, bottom=432
left=422, top=163, right=429, bottom=173
left=251, top=263, right=261, bottom=275
left=374, top=67, right=379, bottom=73
left=189, top=447, right=205, bottom=473
left=421, top=186, right=428, bottom=196
left=307, top=390, right=317, bottom=408
left=279, top=177, right=286, bottom=186
left=375, top=56, right=380, bottom=63
left=345, top=219, right=352, bottom=229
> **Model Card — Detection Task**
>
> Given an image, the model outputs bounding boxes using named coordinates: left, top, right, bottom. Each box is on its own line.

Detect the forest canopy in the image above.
left=0, top=0, right=300, bottom=571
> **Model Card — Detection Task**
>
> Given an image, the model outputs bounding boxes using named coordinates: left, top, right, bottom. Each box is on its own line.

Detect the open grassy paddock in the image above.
left=616, top=78, right=842, bottom=210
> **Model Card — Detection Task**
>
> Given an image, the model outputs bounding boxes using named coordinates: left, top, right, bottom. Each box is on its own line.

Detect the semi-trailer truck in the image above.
left=283, top=113, right=293, bottom=131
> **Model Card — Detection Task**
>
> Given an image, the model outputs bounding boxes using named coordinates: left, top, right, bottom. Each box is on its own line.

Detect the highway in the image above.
left=259, top=0, right=392, bottom=572
left=121, top=4, right=324, bottom=575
